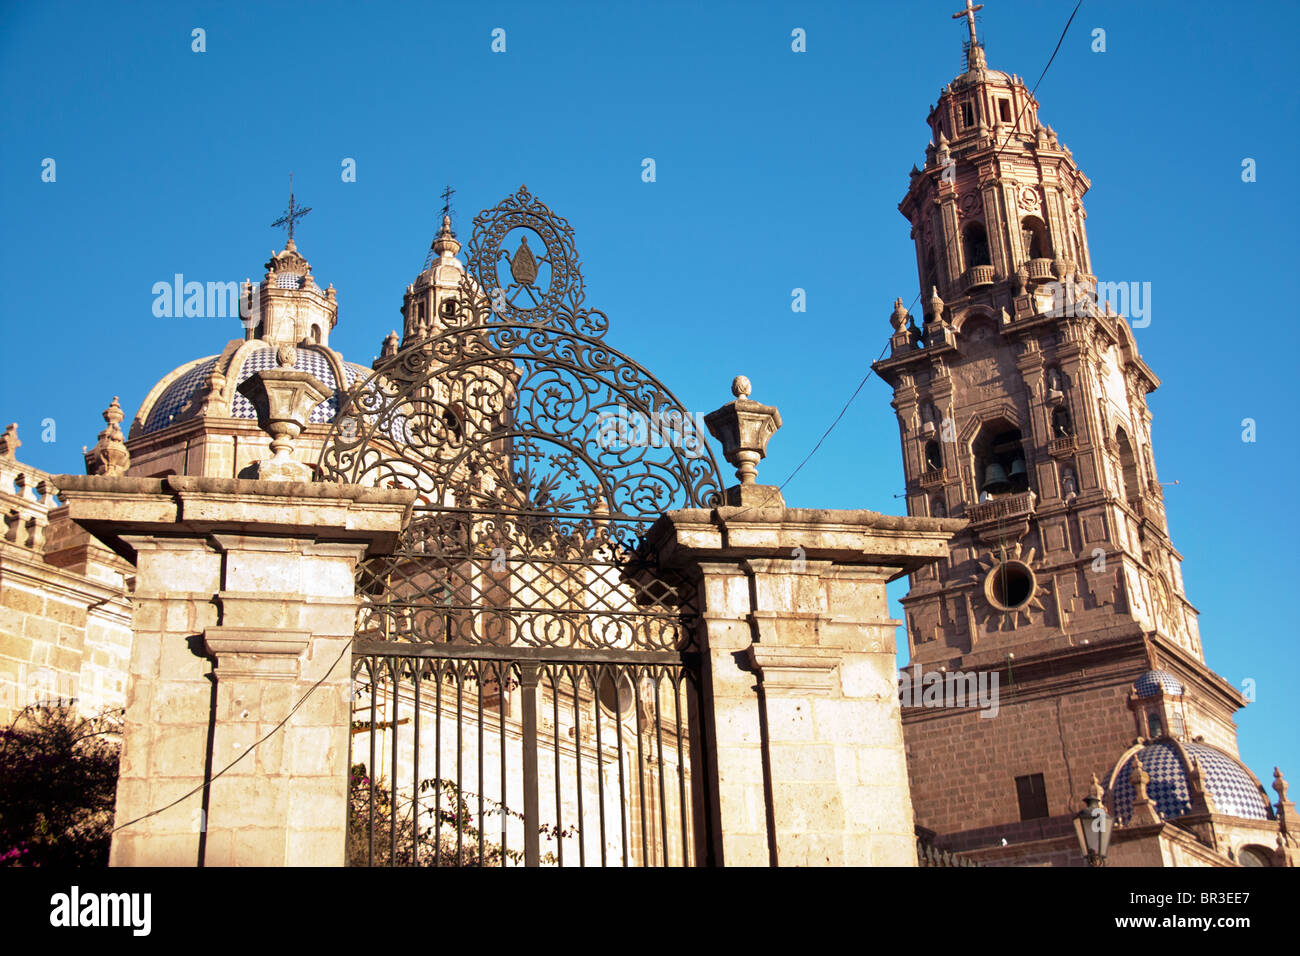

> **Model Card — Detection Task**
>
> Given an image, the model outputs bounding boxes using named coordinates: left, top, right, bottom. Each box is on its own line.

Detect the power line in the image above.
left=993, top=0, right=1085, bottom=162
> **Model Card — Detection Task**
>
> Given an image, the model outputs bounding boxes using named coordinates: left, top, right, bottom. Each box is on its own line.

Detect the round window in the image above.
left=985, top=561, right=1035, bottom=611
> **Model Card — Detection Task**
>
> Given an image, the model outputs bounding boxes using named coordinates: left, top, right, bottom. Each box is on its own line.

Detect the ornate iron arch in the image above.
left=318, top=186, right=724, bottom=651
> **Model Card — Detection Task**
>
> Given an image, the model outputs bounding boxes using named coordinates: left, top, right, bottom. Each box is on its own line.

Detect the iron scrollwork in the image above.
left=319, top=186, right=723, bottom=651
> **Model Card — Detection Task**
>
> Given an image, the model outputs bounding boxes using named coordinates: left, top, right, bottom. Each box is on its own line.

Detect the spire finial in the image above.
left=952, top=0, right=984, bottom=49
left=439, top=184, right=456, bottom=227
left=425, top=186, right=460, bottom=268
left=271, top=172, right=312, bottom=246
left=85, top=397, right=130, bottom=477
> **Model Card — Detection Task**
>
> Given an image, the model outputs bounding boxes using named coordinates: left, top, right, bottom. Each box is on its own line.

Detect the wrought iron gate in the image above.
left=319, top=187, right=724, bottom=866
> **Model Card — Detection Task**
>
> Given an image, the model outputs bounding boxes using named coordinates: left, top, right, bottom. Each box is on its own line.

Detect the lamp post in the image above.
left=1073, top=773, right=1112, bottom=867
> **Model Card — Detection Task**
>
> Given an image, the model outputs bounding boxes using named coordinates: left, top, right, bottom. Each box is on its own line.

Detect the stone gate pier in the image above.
left=56, top=475, right=414, bottom=866
left=645, top=379, right=961, bottom=865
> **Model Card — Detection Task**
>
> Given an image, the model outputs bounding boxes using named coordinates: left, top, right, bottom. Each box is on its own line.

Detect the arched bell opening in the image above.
left=1115, top=426, right=1141, bottom=503
left=962, top=221, right=991, bottom=269
left=1020, top=215, right=1050, bottom=262
left=972, top=420, right=1031, bottom=501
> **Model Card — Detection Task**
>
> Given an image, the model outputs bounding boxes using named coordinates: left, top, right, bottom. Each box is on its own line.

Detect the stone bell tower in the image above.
left=873, top=4, right=1251, bottom=852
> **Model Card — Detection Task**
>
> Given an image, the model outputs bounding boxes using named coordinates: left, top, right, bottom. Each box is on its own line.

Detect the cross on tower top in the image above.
left=271, top=172, right=312, bottom=245
left=439, top=184, right=456, bottom=223
left=952, top=0, right=984, bottom=48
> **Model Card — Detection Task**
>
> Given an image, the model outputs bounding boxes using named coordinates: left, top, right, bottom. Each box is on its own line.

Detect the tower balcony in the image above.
left=919, top=467, right=947, bottom=489
left=962, top=265, right=996, bottom=292
left=1048, top=435, right=1076, bottom=458
left=1025, top=258, right=1055, bottom=281
left=966, top=490, right=1037, bottom=544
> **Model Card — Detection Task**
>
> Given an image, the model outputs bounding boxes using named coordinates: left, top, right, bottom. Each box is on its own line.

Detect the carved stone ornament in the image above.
left=237, top=368, right=333, bottom=481
left=704, top=376, right=783, bottom=488
left=84, top=397, right=131, bottom=477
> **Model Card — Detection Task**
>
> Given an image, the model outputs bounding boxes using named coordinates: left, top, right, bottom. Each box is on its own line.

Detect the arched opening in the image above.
left=1239, top=845, right=1274, bottom=867
left=963, top=222, right=991, bottom=268
left=1051, top=406, right=1073, bottom=437
left=1020, top=216, right=1050, bottom=261
left=1115, top=427, right=1140, bottom=502
left=924, top=440, right=943, bottom=472
left=972, top=420, right=1030, bottom=500
left=310, top=324, right=321, bottom=344
left=931, top=497, right=947, bottom=518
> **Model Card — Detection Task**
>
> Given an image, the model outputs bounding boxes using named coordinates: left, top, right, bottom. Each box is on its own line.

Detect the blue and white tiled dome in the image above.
left=139, top=346, right=370, bottom=435
left=1133, top=669, right=1185, bottom=699
left=1110, top=739, right=1273, bottom=824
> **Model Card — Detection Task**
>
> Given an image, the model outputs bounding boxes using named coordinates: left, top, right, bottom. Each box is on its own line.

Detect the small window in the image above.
left=1015, top=773, right=1050, bottom=821
left=1148, top=710, right=1163, bottom=738
left=998, top=99, right=1012, bottom=123
left=310, top=324, right=321, bottom=344
left=961, top=102, right=974, bottom=128
left=441, top=298, right=458, bottom=319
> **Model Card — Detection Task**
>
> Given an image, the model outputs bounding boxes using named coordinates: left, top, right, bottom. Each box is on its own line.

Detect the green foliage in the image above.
left=0, top=702, right=122, bottom=867
left=346, top=764, right=575, bottom=866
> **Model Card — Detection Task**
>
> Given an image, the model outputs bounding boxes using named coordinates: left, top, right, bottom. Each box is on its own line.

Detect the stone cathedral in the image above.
left=875, top=6, right=1298, bottom=866
left=2, top=5, right=1298, bottom=869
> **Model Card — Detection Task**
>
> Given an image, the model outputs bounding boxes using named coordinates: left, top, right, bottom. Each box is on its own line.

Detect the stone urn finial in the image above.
left=84, top=397, right=131, bottom=477
left=1129, top=755, right=1150, bottom=801
left=890, top=297, right=910, bottom=332
left=704, top=376, right=783, bottom=507
left=928, top=286, right=945, bottom=325
left=1086, top=772, right=1104, bottom=803
left=237, top=362, right=333, bottom=481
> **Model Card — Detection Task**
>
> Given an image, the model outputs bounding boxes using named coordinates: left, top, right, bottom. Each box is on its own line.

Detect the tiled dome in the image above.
left=141, top=356, right=220, bottom=433
left=1110, top=740, right=1273, bottom=825
left=1133, top=669, right=1185, bottom=699
left=138, top=347, right=370, bottom=435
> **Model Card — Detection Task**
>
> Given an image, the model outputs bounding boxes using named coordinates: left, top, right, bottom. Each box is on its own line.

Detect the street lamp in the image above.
left=1073, top=773, right=1112, bottom=867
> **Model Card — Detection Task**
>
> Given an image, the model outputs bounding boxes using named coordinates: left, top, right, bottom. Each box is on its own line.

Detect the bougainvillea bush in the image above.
left=0, top=703, right=122, bottom=867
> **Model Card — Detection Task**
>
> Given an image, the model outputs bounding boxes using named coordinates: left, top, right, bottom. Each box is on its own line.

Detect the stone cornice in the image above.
left=55, top=474, right=416, bottom=563
left=648, top=503, right=962, bottom=579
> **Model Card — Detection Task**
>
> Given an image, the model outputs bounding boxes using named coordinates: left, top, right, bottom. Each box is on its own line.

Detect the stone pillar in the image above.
left=651, top=377, right=961, bottom=865
left=56, top=476, right=414, bottom=866
left=649, top=502, right=958, bottom=866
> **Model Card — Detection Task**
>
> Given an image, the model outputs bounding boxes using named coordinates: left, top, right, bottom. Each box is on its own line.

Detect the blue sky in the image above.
left=2, top=1, right=1296, bottom=797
